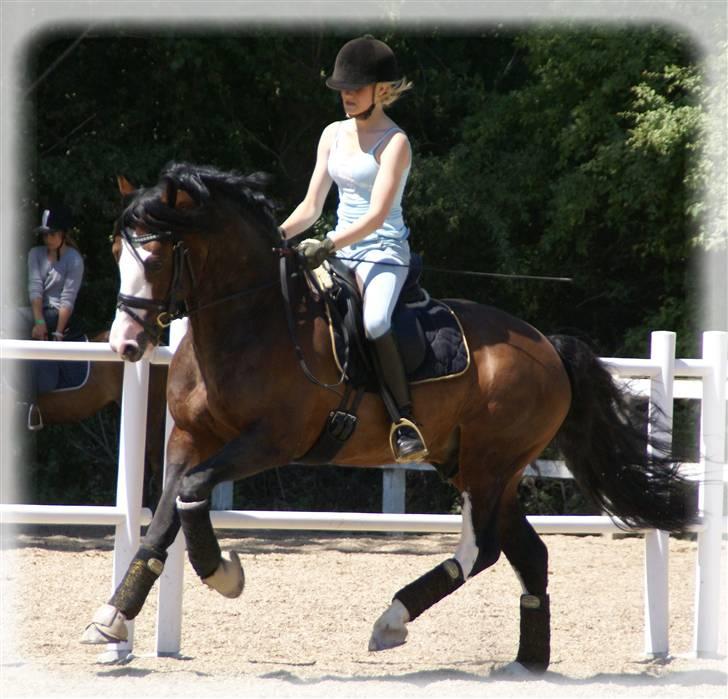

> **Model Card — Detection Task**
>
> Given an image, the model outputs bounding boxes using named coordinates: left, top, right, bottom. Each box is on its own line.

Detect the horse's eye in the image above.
left=143, top=257, right=164, bottom=273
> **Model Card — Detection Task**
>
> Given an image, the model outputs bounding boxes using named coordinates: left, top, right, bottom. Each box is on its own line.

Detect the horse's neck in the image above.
left=187, top=262, right=285, bottom=380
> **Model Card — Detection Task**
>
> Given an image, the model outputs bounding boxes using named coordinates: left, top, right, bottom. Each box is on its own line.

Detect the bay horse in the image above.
left=34, top=330, right=168, bottom=505
left=82, top=162, right=694, bottom=672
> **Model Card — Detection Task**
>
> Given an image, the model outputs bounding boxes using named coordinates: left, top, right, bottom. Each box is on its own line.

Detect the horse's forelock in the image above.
left=121, top=162, right=280, bottom=243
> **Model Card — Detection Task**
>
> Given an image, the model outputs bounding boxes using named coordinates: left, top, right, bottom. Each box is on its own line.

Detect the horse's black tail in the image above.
left=549, top=334, right=697, bottom=533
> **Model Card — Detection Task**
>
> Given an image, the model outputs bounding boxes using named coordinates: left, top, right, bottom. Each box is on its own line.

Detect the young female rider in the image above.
left=280, top=36, right=427, bottom=463
left=12, top=205, right=85, bottom=429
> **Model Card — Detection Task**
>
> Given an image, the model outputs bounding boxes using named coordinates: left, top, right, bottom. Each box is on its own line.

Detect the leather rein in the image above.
left=117, top=227, right=276, bottom=335
left=116, top=229, right=349, bottom=394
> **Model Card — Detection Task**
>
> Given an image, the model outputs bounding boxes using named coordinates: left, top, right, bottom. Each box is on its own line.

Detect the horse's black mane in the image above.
left=121, top=161, right=282, bottom=246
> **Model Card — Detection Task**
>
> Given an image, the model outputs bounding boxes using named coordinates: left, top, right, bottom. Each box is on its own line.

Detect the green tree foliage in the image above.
left=16, top=25, right=711, bottom=509
left=404, top=26, right=706, bottom=356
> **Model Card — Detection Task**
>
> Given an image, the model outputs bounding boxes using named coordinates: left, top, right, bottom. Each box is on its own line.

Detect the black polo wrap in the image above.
left=176, top=497, right=222, bottom=579
left=108, top=546, right=166, bottom=620
left=393, top=558, right=465, bottom=621
left=516, top=593, right=551, bottom=672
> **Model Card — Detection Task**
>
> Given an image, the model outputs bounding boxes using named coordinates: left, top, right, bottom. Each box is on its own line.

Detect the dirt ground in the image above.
left=1, top=528, right=726, bottom=698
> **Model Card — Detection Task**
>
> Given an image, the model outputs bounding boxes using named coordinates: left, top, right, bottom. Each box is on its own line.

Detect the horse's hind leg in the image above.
left=81, top=428, right=202, bottom=645
left=369, top=474, right=504, bottom=651
left=498, top=477, right=551, bottom=673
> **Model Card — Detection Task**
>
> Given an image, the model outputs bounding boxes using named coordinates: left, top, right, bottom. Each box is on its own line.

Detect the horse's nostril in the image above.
left=121, top=343, right=142, bottom=362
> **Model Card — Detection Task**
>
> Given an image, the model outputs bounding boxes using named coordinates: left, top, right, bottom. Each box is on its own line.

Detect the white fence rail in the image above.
left=1, top=328, right=725, bottom=662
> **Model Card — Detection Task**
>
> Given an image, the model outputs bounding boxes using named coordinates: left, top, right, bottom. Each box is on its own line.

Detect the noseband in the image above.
left=116, top=228, right=193, bottom=343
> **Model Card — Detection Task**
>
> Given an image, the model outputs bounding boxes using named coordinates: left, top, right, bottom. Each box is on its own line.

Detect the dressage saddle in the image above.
left=288, top=250, right=469, bottom=465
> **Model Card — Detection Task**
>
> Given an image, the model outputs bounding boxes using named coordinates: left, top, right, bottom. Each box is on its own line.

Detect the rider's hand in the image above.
left=31, top=322, right=48, bottom=340
left=296, top=236, right=336, bottom=270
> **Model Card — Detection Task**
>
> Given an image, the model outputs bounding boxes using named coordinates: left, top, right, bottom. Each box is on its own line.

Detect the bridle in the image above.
left=116, top=227, right=193, bottom=343
left=116, top=225, right=281, bottom=342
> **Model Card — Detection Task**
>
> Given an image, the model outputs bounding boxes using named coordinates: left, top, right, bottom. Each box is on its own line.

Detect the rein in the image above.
left=279, top=245, right=351, bottom=397
left=116, top=227, right=349, bottom=396
left=117, top=227, right=279, bottom=334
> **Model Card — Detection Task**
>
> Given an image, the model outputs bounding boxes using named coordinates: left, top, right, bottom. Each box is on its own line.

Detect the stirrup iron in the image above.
left=27, top=403, right=44, bottom=431
left=389, top=417, right=429, bottom=464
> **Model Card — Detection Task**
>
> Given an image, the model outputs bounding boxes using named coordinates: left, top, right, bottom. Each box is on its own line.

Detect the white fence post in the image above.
left=155, top=318, right=187, bottom=656
left=382, top=466, right=406, bottom=514
left=211, top=481, right=234, bottom=511
left=101, top=358, right=150, bottom=662
left=693, top=330, right=727, bottom=657
left=644, top=331, right=675, bottom=657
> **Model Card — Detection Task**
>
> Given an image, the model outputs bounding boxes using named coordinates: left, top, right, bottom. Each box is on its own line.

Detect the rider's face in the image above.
left=42, top=231, right=63, bottom=251
left=340, top=85, right=375, bottom=116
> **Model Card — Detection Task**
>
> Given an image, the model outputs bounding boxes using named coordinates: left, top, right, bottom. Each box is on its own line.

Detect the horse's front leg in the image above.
left=175, top=430, right=284, bottom=598
left=81, top=428, right=202, bottom=644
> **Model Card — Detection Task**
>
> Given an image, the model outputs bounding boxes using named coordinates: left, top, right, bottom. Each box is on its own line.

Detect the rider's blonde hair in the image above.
left=376, top=77, right=413, bottom=107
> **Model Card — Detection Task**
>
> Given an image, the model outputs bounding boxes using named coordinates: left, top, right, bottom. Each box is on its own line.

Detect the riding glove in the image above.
left=296, top=236, right=336, bottom=270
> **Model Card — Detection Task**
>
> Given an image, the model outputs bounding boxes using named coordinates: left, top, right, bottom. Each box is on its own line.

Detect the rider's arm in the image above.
left=55, top=251, right=84, bottom=338
left=279, top=123, right=336, bottom=239
left=327, top=132, right=410, bottom=250
left=28, top=248, right=48, bottom=339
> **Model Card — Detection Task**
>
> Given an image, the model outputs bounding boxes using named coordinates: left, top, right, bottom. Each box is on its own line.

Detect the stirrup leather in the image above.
left=389, top=417, right=429, bottom=464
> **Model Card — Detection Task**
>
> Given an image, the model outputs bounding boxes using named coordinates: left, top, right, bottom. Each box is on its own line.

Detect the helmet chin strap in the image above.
left=346, top=85, right=377, bottom=121
left=347, top=102, right=375, bottom=120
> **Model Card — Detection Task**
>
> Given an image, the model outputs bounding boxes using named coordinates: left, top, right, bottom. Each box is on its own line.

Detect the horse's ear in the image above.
left=176, top=190, right=195, bottom=208
left=117, top=175, right=136, bottom=196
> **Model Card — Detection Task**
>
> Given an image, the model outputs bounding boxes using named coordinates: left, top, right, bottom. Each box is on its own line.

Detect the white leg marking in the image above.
left=368, top=599, right=410, bottom=651
left=454, top=492, right=478, bottom=580
left=514, top=570, right=529, bottom=594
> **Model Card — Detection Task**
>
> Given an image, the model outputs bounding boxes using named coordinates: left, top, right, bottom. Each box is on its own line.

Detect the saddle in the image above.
left=285, top=250, right=470, bottom=465
left=321, top=255, right=470, bottom=389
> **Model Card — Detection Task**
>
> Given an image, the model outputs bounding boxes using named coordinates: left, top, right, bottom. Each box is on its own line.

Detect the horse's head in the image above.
left=109, top=172, right=198, bottom=361
left=109, top=163, right=279, bottom=361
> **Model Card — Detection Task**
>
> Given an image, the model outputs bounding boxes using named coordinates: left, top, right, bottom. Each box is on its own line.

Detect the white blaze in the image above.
left=109, top=240, right=154, bottom=354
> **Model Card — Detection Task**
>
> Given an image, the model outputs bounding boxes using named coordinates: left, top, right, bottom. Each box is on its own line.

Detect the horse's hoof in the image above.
left=495, top=660, right=548, bottom=676
left=368, top=599, right=409, bottom=651
left=80, top=604, right=128, bottom=644
left=202, top=551, right=244, bottom=598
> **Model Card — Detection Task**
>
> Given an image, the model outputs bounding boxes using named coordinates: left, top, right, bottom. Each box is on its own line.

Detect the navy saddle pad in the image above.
left=325, top=256, right=470, bottom=388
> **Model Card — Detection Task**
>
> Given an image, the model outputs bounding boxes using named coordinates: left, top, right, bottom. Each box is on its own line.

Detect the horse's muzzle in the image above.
left=120, top=340, right=144, bottom=362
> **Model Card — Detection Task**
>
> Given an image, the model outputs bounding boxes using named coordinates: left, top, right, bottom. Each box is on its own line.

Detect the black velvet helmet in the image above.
left=35, top=204, right=73, bottom=234
left=326, top=36, right=401, bottom=90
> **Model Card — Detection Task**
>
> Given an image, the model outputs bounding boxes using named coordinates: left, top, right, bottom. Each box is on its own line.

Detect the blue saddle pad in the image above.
left=399, top=299, right=470, bottom=384
left=42, top=334, right=92, bottom=393
left=325, top=271, right=470, bottom=388
left=51, top=354, right=91, bottom=392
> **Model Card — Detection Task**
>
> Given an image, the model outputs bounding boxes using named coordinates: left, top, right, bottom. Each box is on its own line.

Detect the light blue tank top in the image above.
left=327, top=120, right=410, bottom=246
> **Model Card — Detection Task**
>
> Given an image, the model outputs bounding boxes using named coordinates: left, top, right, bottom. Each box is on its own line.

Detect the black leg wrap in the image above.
left=108, top=546, right=166, bottom=620
left=393, top=558, right=465, bottom=621
left=516, top=594, right=551, bottom=673
left=177, top=497, right=221, bottom=579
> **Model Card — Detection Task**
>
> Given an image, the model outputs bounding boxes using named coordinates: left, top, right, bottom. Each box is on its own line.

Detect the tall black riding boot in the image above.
left=371, top=331, right=428, bottom=463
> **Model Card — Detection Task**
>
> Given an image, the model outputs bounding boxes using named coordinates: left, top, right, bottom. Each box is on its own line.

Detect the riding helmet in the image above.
left=326, top=36, right=401, bottom=90
left=35, top=204, right=73, bottom=234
